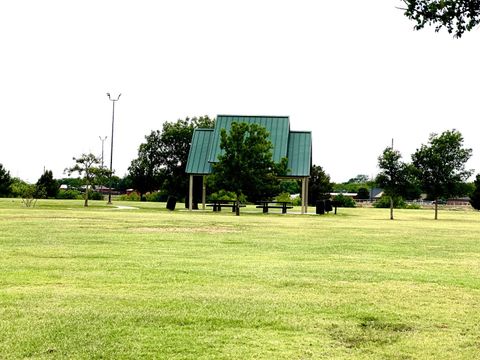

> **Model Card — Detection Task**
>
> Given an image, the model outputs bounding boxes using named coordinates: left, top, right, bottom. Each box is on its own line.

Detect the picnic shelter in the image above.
left=185, top=115, right=312, bottom=213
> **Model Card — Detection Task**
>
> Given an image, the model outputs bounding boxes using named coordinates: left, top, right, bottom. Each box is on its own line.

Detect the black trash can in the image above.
left=325, top=199, right=333, bottom=213
left=316, top=200, right=325, bottom=215
left=166, top=196, right=177, bottom=211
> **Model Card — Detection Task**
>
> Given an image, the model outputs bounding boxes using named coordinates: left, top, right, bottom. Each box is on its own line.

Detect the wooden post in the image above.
left=188, top=174, right=193, bottom=211
left=202, top=175, right=206, bottom=210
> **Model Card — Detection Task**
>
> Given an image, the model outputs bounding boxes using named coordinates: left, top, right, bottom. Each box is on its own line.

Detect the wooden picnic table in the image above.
left=255, top=200, right=293, bottom=214
left=206, top=200, right=244, bottom=212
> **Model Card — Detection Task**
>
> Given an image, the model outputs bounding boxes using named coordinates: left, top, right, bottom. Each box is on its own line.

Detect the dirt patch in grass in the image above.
left=328, top=316, right=414, bottom=349
left=131, top=226, right=239, bottom=234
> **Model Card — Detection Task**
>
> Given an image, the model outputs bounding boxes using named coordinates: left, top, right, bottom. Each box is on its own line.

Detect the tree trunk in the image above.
left=434, top=198, right=438, bottom=220
left=390, top=196, right=394, bottom=220
left=84, top=184, right=89, bottom=207
left=84, top=176, right=90, bottom=207
left=235, top=199, right=240, bottom=216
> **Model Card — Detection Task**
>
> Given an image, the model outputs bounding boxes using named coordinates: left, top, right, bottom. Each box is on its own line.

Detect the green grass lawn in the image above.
left=1, top=199, right=479, bottom=359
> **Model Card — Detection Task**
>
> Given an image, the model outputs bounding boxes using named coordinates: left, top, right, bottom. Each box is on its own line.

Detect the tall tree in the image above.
left=128, top=116, right=214, bottom=200
left=470, top=174, right=480, bottom=211
left=402, top=0, right=480, bottom=38
left=65, top=153, right=110, bottom=207
left=211, top=122, right=288, bottom=215
left=36, top=170, right=59, bottom=198
left=376, top=147, right=413, bottom=220
left=347, top=174, right=370, bottom=184
left=0, top=163, right=13, bottom=197
left=128, top=158, right=156, bottom=201
left=308, top=165, right=333, bottom=205
left=412, top=129, right=473, bottom=219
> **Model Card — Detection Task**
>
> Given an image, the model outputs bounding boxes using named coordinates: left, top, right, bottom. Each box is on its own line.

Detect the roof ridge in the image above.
left=217, top=114, right=289, bottom=119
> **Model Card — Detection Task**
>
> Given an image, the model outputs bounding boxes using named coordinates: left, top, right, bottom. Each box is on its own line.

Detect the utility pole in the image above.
left=99, top=136, right=107, bottom=168
left=106, top=93, right=121, bottom=205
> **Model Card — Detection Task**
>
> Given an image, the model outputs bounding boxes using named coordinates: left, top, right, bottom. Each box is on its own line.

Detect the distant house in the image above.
left=370, top=188, right=384, bottom=200
left=185, top=115, right=312, bottom=212
left=447, top=197, right=471, bottom=206
left=329, top=192, right=357, bottom=198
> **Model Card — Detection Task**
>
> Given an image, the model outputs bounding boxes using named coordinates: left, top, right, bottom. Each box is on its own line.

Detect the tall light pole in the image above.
left=99, top=136, right=107, bottom=168
left=107, top=93, right=121, bottom=204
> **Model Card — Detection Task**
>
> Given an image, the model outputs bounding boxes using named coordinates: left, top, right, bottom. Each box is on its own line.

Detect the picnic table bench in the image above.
left=255, top=200, right=293, bottom=214
left=206, top=200, right=245, bottom=212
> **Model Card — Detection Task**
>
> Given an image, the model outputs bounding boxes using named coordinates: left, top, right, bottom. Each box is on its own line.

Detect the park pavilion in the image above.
left=185, top=115, right=312, bottom=213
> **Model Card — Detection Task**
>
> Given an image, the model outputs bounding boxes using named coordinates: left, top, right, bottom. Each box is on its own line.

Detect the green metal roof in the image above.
left=286, top=131, right=312, bottom=177
left=208, top=115, right=290, bottom=163
left=185, top=128, right=213, bottom=175
left=186, top=115, right=311, bottom=177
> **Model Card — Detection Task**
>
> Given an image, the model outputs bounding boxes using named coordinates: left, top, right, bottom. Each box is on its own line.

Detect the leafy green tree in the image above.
left=65, top=153, right=110, bottom=207
left=9, top=178, right=29, bottom=198
left=211, top=122, right=288, bottom=215
left=470, top=174, right=480, bottom=211
left=308, top=165, right=333, bottom=205
left=356, top=187, right=370, bottom=200
left=412, top=130, right=473, bottom=219
left=56, top=177, right=84, bottom=190
left=333, top=175, right=375, bottom=194
left=128, top=116, right=214, bottom=201
left=373, top=195, right=407, bottom=209
left=376, top=147, right=414, bottom=220
left=402, top=0, right=480, bottom=38
left=0, top=163, right=13, bottom=197
left=347, top=174, right=370, bottom=184
left=279, top=180, right=301, bottom=195
left=332, top=194, right=356, bottom=208
left=128, top=158, right=156, bottom=201
left=21, top=183, right=47, bottom=208
left=113, top=175, right=133, bottom=193
left=36, top=170, right=59, bottom=198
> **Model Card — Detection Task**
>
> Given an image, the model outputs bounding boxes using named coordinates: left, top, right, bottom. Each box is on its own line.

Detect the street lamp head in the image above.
left=107, top=93, right=121, bottom=101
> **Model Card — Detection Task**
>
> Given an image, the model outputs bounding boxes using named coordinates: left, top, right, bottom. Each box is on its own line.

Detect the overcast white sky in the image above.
left=1, top=0, right=479, bottom=183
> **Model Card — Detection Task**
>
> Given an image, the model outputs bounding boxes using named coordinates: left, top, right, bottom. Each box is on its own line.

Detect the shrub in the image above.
left=56, top=189, right=82, bottom=199
left=275, top=192, right=291, bottom=202
left=373, top=196, right=406, bottom=209
left=209, top=190, right=237, bottom=201
left=405, top=202, right=421, bottom=209
left=118, top=192, right=141, bottom=201
left=145, top=191, right=168, bottom=202
left=332, top=194, right=356, bottom=208
left=88, top=191, right=104, bottom=200
left=276, top=192, right=303, bottom=206
left=292, top=196, right=302, bottom=206
left=9, top=178, right=30, bottom=198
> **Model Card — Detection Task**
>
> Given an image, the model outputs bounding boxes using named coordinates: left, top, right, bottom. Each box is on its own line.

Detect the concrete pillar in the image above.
left=188, top=174, right=193, bottom=211
left=202, top=175, right=206, bottom=210
left=304, top=177, right=309, bottom=214
left=301, top=177, right=306, bottom=214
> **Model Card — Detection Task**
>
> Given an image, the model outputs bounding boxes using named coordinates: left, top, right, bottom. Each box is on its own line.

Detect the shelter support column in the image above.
left=301, top=177, right=306, bottom=214
left=188, top=174, right=193, bottom=211
left=202, top=175, right=206, bottom=210
left=304, top=177, right=309, bottom=214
